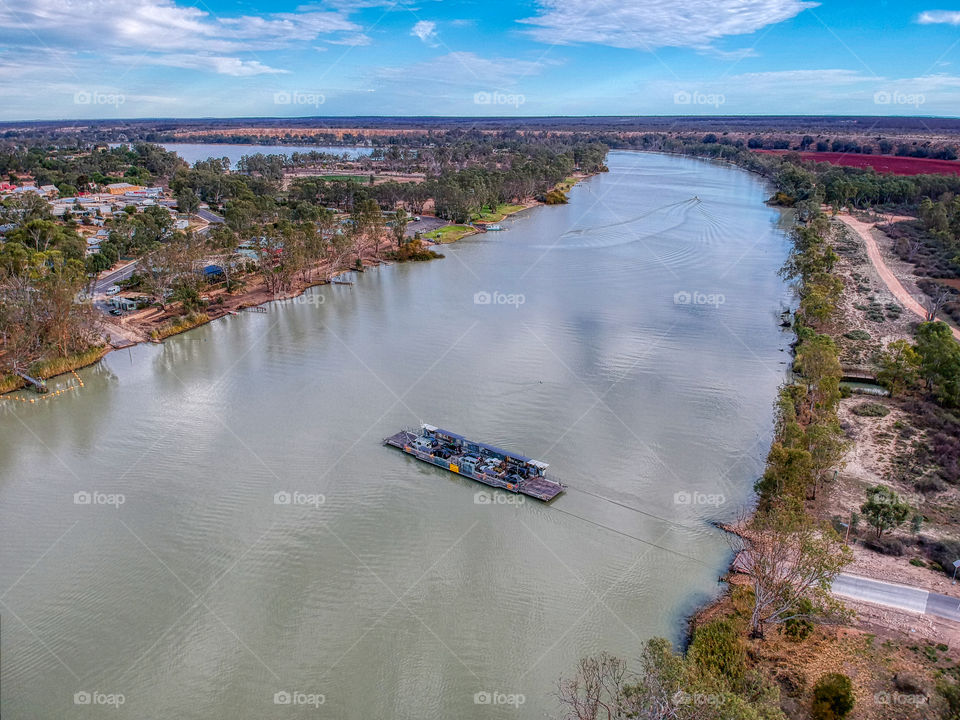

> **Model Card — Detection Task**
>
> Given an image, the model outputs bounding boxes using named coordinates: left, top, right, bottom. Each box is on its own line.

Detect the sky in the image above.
left=1, top=0, right=959, bottom=120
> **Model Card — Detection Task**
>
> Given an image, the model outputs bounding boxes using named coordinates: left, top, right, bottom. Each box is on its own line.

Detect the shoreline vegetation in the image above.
left=0, top=136, right=606, bottom=396
left=557, top=139, right=960, bottom=720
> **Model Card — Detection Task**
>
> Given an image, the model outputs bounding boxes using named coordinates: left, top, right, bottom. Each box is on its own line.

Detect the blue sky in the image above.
left=1, top=0, right=959, bottom=119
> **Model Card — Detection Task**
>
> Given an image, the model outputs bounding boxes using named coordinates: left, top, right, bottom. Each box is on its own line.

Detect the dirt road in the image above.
left=838, top=213, right=960, bottom=342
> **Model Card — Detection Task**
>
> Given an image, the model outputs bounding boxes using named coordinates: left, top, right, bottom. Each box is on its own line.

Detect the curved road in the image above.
left=838, top=214, right=960, bottom=342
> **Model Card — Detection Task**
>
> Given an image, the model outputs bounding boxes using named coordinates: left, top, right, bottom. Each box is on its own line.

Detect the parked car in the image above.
left=109, top=308, right=124, bottom=316
left=105, top=286, right=120, bottom=296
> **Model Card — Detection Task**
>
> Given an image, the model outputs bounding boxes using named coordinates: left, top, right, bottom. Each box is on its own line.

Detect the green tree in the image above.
left=915, top=321, right=960, bottom=406
left=860, top=485, right=911, bottom=538
left=876, top=339, right=920, bottom=397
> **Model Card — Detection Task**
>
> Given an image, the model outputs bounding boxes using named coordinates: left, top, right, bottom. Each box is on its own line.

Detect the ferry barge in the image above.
left=384, top=424, right=565, bottom=501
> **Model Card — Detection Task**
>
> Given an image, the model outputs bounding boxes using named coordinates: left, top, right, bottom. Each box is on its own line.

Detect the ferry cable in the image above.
left=562, top=484, right=705, bottom=533
left=547, top=504, right=713, bottom=569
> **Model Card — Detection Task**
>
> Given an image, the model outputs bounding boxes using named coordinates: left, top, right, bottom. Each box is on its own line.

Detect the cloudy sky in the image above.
left=1, top=0, right=959, bottom=119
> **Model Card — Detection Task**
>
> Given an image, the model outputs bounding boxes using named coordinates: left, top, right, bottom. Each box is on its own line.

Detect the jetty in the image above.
left=14, top=369, right=48, bottom=393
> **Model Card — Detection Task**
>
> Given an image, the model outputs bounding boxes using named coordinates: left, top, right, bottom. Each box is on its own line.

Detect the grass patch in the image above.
left=471, top=203, right=526, bottom=223
left=843, top=329, right=872, bottom=341
left=423, top=224, right=476, bottom=243
left=312, top=174, right=364, bottom=182
left=150, top=312, right=210, bottom=341
left=0, top=345, right=108, bottom=394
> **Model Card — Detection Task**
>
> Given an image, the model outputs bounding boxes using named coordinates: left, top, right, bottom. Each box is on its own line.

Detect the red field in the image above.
left=754, top=149, right=960, bottom=176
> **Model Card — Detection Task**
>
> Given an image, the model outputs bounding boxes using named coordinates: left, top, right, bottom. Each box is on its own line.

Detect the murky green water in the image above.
left=0, top=151, right=793, bottom=718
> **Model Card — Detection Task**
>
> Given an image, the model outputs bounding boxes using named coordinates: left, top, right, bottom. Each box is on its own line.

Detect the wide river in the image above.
left=0, top=151, right=793, bottom=718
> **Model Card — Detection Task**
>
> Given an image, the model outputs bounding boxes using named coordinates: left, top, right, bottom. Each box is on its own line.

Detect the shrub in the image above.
left=811, top=673, right=854, bottom=720
left=862, top=536, right=905, bottom=556
left=909, top=558, right=926, bottom=567
left=926, top=540, right=960, bottom=576
left=843, top=329, right=871, bottom=341
left=783, top=599, right=815, bottom=641
left=689, top=618, right=746, bottom=683
left=852, top=402, right=890, bottom=417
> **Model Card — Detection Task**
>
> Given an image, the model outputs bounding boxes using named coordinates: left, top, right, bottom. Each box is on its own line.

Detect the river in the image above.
left=160, top=143, right=372, bottom=168
left=0, top=151, right=793, bottom=718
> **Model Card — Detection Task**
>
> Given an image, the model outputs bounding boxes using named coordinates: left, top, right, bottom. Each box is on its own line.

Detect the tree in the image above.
left=732, top=510, right=851, bottom=639
left=860, top=485, right=910, bottom=538
left=915, top=321, right=960, bottom=406
left=876, top=339, right=920, bottom=397
left=175, top=188, right=200, bottom=215
left=557, top=636, right=786, bottom=720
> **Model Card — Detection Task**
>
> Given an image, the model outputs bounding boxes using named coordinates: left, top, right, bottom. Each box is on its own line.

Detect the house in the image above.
left=12, top=185, right=39, bottom=195
left=39, top=185, right=58, bottom=198
left=110, top=296, right=137, bottom=312
left=105, top=182, right=142, bottom=195
left=203, top=264, right=225, bottom=278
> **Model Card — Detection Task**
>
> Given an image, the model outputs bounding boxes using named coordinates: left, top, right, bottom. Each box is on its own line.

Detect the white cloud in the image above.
left=521, top=0, right=817, bottom=50
left=328, top=33, right=373, bottom=46
left=376, top=51, right=550, bottom=88
left=411, top=20, right=438, bottom=44
left=146, top=55, right=289, bottom=76
left=917, top=10, right=960, bottom=25
left=0, top=0, right=359, bottom=72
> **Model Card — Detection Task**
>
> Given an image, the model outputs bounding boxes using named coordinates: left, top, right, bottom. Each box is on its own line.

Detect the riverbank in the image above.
left=688, top=199, right=960, bottom=719
left=2, top=174, right=596, bottom=397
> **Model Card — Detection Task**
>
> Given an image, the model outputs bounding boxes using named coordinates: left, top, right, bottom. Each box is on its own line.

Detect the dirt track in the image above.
left=837, top=213, right=960, bottom=342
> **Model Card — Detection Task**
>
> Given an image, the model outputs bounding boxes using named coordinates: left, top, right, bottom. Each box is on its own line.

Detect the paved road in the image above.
left=838, top=213, right=960, bottom=342
left=833, top=573, right=960, bottom=622
left=94, top=260, right=139, bottom=294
